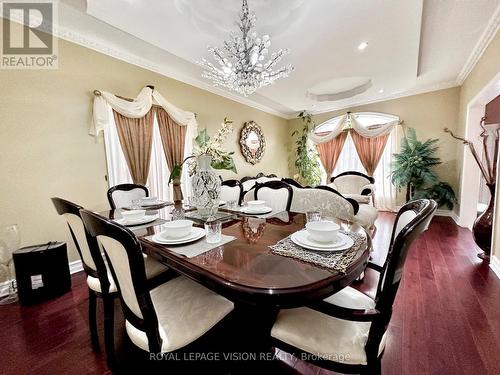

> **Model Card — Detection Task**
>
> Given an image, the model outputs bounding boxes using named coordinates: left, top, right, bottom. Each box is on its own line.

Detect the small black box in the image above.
left=13, top=242, right=71, bottom=305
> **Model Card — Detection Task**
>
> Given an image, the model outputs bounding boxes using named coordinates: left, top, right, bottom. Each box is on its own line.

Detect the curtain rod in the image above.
left=93, top=85, right=155, bottom=97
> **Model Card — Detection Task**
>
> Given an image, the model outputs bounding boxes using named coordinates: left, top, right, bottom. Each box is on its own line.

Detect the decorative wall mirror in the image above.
left=240, top=121, right=266, bottom=164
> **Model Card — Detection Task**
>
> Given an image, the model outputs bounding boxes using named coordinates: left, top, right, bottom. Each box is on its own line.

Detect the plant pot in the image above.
left=191, top=155, right=221, bottom=218
left=472, top=183, right=495, bottom=261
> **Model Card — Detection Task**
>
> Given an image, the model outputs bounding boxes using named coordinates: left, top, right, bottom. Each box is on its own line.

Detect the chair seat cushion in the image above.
left=272, top=287, right=385, bottom=365
left=323, top=286, right=375, bottom=310
left=354, top=204, right=378, bottom=228
left=86, top=255, right=168, bottom=293
left=125, top=276, right=234, bottom=352
left=343, top=194, right=371, bottom=204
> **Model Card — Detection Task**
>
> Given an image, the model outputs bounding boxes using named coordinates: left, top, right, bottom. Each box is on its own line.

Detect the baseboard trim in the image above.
left=0, top=259, right=84, bottom=298
left=435, top=209, right=460, bottom=225
left=490, top=256, right=500, bottom=280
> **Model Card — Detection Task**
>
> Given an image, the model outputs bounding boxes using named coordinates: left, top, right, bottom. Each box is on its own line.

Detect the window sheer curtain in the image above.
left=313, top=112, right=400, bottom=212
left=331, top=131, right=397, bottom=211
left=103, top=106, right=193, bottom=202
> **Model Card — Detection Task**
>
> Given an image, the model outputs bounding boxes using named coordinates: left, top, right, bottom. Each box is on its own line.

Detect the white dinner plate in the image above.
left=291, top=230, right=354, bottom=252
left=240, top=206, right=273, bottom=215
left=152, top=227, right=206, bottom=245
left=141, top=200, right=166, bottom=207
left=293, top=229, right=346, bottom=248
left=115, top=215, right=158, bottom=226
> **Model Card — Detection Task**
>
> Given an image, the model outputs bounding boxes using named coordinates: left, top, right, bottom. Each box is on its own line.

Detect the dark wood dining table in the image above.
left=100, top=206, right=371, bottom=309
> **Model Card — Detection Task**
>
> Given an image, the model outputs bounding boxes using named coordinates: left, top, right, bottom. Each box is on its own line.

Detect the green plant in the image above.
left=292, top=111, right=322, bottom=186
left=169, top=118, right=237, bottom=183
left=391, top=127, right=457, bottom=208
left=413, top=182, right=457, bottom=210
left=391, top=127, right=441, bottom=201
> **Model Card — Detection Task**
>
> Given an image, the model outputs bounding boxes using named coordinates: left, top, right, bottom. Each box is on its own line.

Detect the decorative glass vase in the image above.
left=191, top=155, right=221, bottom=218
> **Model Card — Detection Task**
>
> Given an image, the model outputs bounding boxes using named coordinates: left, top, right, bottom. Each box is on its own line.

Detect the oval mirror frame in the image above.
left=240, top=121, right=266, bottom=164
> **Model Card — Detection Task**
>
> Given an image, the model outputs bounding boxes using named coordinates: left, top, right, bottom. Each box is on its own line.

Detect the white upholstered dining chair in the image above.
left=52, top=198, right=170, bottom=370
left=254, top=181, right=293, bottom=213
left=80, top=209, right=234, bottom=356
left=220, top=179, right=243, bottom=205
left=271, top=199, right=437, bottom=374
left=107, top=183, right=149, bottom=209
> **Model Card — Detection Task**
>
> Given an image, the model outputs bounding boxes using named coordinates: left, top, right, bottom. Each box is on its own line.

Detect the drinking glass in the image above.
left=171, top=207, right=185, bottom=221
left=204, top=219, right=222, bottom=244
left=131, top=199, right=142, bottom=209
left=0, top=224, right=20, bottom=304
left=306, top=211, right=321, bottom=223
left=226, top=200, right=238, bottom=211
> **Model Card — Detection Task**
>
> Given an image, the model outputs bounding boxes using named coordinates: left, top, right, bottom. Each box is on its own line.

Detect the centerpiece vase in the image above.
left=191, top=155, right=221, bottom=218
left=473, top=183, right=495, bottom=261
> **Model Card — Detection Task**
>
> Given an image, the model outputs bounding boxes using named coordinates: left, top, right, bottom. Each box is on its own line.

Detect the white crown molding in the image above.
left=490, top=255, right=500, bottom=280
left=456, top=3, right=500, bottom=85
left=1, top=13, right=290, bottom=119
left=309, top=80, right=459, bottom=117
left=53, top=27, right=291, bottom=119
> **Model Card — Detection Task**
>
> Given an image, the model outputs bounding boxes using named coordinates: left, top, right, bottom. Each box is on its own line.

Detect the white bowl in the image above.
left=121, top=210, right=146, bottom=221
left=247, top=200, right=266, bottom=209
left=305, top=220, right=340, bottom=243
left=162, top=220, right=193, bottom=239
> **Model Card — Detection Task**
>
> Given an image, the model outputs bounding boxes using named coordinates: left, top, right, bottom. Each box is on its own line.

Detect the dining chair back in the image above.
left=254, top=181, right=293, bottom=212
left=107, top=183, right=149, bottom=209
left=51, top=198, right=115, bottom=364
left=80, top=209, right=234, bottom=355
left=375, top=199, right=436, bottom=308
left=51, top=197, right=110, bottom=292
left=271, top=199, right=436, bottom=374
left=221, top=179, right=243, bottom=205
left=80, top=209, right=164, bottom=352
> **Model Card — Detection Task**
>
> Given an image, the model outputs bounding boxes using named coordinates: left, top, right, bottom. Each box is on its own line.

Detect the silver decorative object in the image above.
left=0, top=224, right=20, bottom=305
left=197, top=0, right=293, bottom=96
left=240, top=121, right=266, bottom=164
left=191, top=155, right=222, bottom=218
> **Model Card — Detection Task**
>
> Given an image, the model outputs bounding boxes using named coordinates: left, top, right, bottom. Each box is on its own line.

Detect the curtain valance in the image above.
left=308, top=114, right=348, bottom=144
left=90, top=86, right=198, bottom=138
left=308, top=112, right=399, bottom=144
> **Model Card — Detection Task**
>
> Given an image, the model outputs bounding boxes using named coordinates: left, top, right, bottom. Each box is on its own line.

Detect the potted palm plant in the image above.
left=392, top=127, right=456, bottom=208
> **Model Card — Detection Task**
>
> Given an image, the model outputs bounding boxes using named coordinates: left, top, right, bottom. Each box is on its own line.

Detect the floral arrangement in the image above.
left=169, top=118, right=237, bottom=183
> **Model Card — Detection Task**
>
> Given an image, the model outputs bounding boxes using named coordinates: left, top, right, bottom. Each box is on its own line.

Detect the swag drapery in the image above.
left=91, top=87, right=197, bottom=201
left=309, top=113, right=399, bottom=176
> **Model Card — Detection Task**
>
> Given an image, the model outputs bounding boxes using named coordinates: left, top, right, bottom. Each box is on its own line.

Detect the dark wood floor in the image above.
left=1, top=213, right=499, bottom=375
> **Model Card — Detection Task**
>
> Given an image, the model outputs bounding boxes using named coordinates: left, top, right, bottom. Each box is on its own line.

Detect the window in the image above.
left=314, top=112, right=399, bottom=211
left=103, top=106, right=192, bottom=202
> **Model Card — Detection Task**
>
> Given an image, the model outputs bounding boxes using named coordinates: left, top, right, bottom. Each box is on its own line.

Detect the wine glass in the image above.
left=0, top=224, right=20, bottom=305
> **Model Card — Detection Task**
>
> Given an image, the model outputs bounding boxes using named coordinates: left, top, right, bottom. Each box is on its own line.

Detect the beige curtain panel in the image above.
left=113, top=108, right=155, bottom=185
left=316, top=131, right=348, bottom=177
left=156, top=107, right=187, bottom=201
left=350, top=130, right=390, bottom=176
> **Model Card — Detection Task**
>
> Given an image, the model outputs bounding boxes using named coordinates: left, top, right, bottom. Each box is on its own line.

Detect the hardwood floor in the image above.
left=1, top=213, right=499, bottom=374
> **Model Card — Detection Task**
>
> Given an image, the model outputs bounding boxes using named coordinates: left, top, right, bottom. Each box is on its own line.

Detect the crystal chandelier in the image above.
left=197, top=0, right=293, bottom=96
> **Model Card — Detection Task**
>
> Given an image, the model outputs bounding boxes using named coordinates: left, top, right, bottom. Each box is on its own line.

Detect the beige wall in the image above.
left=288, top=87, right=461, bottom=205
left=0, top=25, right=289, bottom=263
left=455, top=30, right=500, bottom=260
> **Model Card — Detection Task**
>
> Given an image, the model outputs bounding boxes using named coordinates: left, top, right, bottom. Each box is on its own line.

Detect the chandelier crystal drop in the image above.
left=197, top=0, right=294, bottom=96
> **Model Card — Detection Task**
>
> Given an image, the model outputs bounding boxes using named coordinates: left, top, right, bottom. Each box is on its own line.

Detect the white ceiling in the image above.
left=57, top=0, right=500, bottom=118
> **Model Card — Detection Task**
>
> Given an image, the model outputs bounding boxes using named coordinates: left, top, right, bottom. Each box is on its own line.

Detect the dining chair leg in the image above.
left=363, top=359, right=381, bottom=375
left=88, top=289, right=100, bottom=352
left=103, top=295, right=117, bottom=372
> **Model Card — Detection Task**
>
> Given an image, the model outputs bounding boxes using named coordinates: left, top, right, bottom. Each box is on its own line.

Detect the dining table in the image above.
left=100, top=205, right=372, bottom=308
